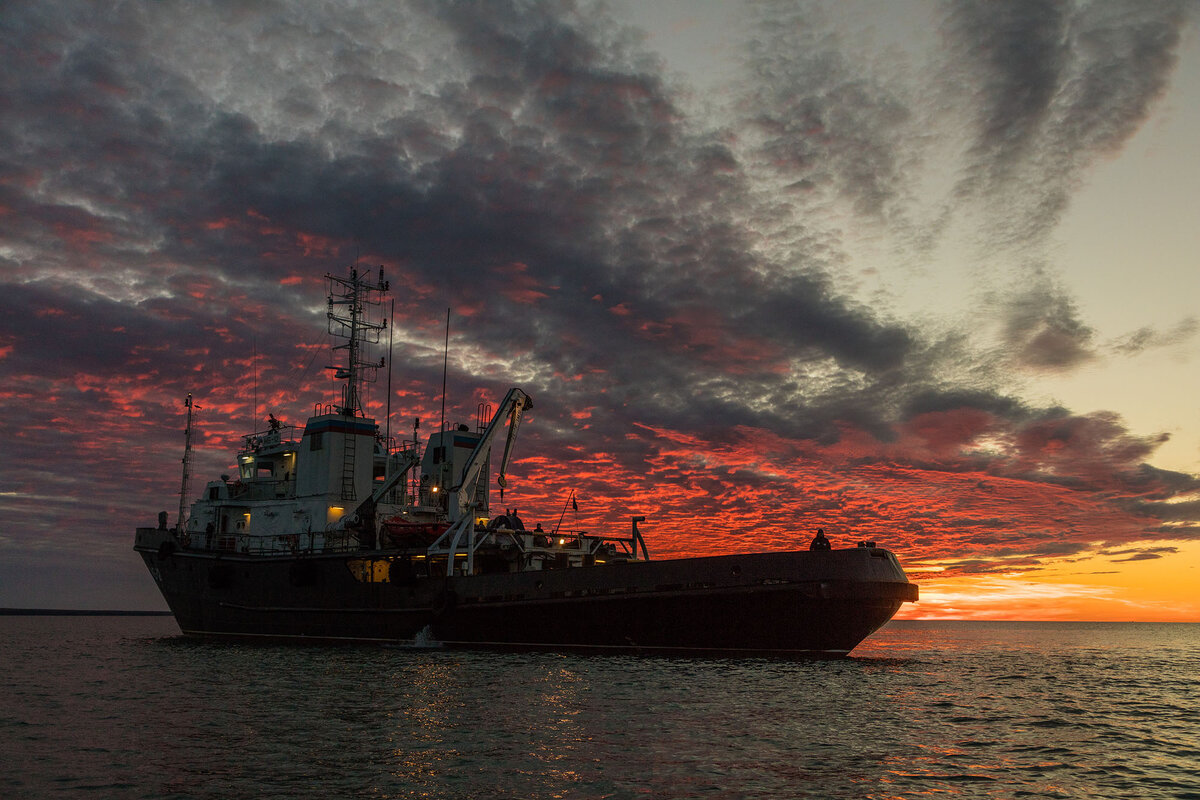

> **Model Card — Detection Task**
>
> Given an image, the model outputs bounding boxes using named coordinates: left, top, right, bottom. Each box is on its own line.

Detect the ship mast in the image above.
left=176, top=393, right=195, bottom=532
left=326, top=266, right=389, bottom=417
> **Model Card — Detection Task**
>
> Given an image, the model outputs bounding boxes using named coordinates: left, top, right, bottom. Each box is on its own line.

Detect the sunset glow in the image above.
left=1, top=1, right=1198, bottom=617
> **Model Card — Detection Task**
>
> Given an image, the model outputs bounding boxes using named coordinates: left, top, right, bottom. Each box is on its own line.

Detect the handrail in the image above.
left=179, top=529, right=362, bottom=556
left=239, top=424, right=302, bottom=455
left=224, top=477, right=295, bottom=501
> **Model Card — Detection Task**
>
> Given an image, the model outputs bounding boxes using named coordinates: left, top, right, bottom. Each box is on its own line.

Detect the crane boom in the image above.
left=448, top=387, right=532, bottom=521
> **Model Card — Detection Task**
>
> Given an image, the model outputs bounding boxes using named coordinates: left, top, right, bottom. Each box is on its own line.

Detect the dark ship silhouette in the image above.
left=136, top=267, right=917, bottom=654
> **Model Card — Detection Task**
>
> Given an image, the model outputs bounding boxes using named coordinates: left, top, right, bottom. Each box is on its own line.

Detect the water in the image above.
left=3, top=618, right=1198, bottom=799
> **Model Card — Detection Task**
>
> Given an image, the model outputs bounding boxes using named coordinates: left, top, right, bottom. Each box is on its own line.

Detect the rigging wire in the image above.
left=277, top=328, right=330, bottom=417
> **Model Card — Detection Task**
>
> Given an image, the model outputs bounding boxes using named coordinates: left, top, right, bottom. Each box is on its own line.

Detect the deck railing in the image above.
left=178, top=529, right=362, bottom=556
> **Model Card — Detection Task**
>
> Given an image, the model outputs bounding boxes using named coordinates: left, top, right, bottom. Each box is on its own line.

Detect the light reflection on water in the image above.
left=2, top=617, right=1198, bottom=799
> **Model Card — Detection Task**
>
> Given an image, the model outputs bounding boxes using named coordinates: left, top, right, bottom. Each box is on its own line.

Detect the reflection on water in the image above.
left=2, top=617, right=1198, bottom=799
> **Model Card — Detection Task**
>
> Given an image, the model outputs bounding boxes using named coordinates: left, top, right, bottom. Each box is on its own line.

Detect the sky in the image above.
left=2, top=0, right=1199, bottom=619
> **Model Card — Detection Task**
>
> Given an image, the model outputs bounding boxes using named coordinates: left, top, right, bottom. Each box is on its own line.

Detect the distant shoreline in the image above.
left=1, top=608, right=174, bottom=616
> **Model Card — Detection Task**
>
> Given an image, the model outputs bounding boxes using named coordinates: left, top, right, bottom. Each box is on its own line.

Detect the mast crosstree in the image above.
left=326, top=267, right=389, bottom=418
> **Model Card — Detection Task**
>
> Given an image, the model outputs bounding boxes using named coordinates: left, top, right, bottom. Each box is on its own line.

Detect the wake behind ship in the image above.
left=135, top=267, right=917, bottom=655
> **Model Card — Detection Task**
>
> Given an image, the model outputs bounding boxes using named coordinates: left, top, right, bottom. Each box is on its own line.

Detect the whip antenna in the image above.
left=440, top=307, right=449, bottom=432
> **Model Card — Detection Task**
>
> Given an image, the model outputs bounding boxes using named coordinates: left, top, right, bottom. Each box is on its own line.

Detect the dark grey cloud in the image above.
left=996, top=277, right=1096, bottom=371
left=737, top=1, right=916, bottom=221
left=1109, top=317, right=1199, bottom=356
left=1101, top=545, right=1179, bottom=562
left=943, top=0, right=1190, bottom=245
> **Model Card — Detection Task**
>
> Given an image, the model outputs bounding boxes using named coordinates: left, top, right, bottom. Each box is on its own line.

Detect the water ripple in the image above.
left=2, top=618, right=1199, bottom=799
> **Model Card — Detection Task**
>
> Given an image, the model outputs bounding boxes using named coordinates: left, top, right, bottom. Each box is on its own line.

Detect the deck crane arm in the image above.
left=346, top=445, right=421, bottom=547
left=449, top=387, right=532, bottom=522
left=353, top=446, right=421, bottom=516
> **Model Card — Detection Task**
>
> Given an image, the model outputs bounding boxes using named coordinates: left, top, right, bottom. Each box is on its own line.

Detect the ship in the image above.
left=135, top=266, right=918, bottom=655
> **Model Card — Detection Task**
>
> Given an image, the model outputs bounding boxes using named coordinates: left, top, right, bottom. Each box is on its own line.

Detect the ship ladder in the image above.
left=341, top=427, right=357, bottom=501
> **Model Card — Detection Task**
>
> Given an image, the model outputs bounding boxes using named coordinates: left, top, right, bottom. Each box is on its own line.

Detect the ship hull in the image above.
left=135, top=528, right=917, bottom=655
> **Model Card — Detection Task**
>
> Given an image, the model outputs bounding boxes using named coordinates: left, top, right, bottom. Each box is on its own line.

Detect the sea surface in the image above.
left=2, top=617, right=1198, bottom=799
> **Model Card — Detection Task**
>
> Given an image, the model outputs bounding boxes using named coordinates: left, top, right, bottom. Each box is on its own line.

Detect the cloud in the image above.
left=942, top=0, right=1190, bottom=246
left=1109, top=317, right=1199, bottom=356
left=735, top=1, right=916, bottom=221
left=0, top=0, right=1196, bottom=608
left=1101, top=546, right=1178, bottom=562
left=996, top=277, right=1096, bottom=371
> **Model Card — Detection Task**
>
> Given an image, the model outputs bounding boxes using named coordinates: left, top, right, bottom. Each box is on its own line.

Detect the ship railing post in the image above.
left=631, top=516, right=649, bottom=561
left=464, top=503, right=479, bottom=575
